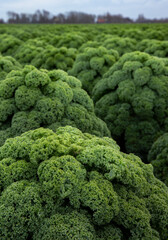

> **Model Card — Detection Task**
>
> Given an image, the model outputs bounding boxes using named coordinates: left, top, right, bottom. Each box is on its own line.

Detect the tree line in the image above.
left=0, top=10, right=168, bottom=24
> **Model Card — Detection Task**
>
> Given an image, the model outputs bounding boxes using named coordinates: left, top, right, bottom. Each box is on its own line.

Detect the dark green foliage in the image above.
left=33, top=211, right=96, bottom=240
left=1, top=23, right=168, bottom=240
left=43, top=32, right=87, bottom=49
left=145, top=29, right=165, bottom=40
left=148, top=133, right=168, bottom=186
left=0, top=66, right=110, bottom=146
left=30, top=45, right=77, bottom=71
left=0, top=126, right=167, bottom=239
left=94, top=33, right=119, bottom=43
left=69, top=46, right=119, bottom=95
left=103, top=37, right=137, bottom=56
left=0, top=181, right=44, bottom=240
left=0, top=55, right=21, bottom=80
left=0, top=34, right=23, bottom=56
left=96, top=225, right=123, bottom=240
left=14, top=39, right=45, bottom=65
left=137, top=39, right=168, bottom=58
left=79, top=41, right=101, bottom=52
left=93, top=51, right=168, bottom=158
left=0, top=158, right=37, bottom=190
left=55, top=32, right=87, bottom=49
left=122, top=29, right=144, bottom=40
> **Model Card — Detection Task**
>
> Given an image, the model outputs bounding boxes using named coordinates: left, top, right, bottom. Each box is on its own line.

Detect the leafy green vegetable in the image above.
left=0, top=65, right=110, bottom=146
left=0, top=126, right=167, bottom=239
left=93, top=51, right=168, bottom=159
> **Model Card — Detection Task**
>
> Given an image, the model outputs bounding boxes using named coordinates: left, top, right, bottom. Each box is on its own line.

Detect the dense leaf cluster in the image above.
left=0, top=34, right=23, bottom=56
left=137, top=39, right=168, bottom=58
left=0, top=55, right=21, bottom=80
left=103, top=37, right=137, bottom=56
left=145, top=29, right=165, bottom=41
left=122, top=29, right=144, bottom=40
left=93, top=51, right=168, bottom=158
left=12, top=38, right=77, bottom=71
left=0, top=23, right=168, bottom=240
left=0, top=126, right=167, bottom=239
left=0, top=65, right=110, bottom=146
left=148, top=133, right=168, bottom=186
left=49, top=32, right=87, bottom=49
left=79, top=41, right=101, bottom=52
left=69, top=46, right=119, bottom=94
left=14, top=39, right=46, bottom=65
left=31, top=45, right=77, bottom=71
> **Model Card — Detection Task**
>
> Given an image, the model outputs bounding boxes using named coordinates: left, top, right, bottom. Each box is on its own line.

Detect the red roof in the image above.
left=97, top=18, right=106, bottom=23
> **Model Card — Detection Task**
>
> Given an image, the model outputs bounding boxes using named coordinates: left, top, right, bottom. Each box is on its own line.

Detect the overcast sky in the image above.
left=0, top=0, right=168, bottom=20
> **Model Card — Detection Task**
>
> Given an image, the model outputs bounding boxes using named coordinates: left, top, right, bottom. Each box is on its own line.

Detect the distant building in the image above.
left=97, top=18, right=107, bottom=23
left=96, top=14, right=133, bottom=24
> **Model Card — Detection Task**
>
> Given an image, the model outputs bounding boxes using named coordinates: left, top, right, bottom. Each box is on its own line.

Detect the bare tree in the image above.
left=3, top=10, right=168, bottom=24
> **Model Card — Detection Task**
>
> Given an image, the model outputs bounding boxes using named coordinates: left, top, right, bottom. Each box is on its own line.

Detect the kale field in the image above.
left=0, top=23, right=168, bottom=239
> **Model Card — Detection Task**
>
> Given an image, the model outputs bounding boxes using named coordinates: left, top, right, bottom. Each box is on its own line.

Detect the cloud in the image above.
left=0, top=0, right=168, bottom=20
left=123, top=0, right=147, bottom=3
